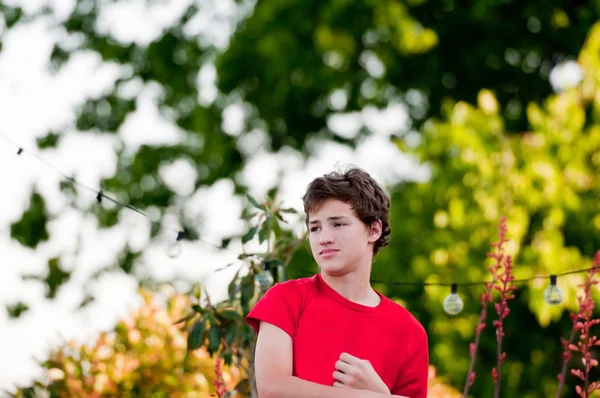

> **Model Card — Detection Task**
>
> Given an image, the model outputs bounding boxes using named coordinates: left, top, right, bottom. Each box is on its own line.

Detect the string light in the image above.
left=443, top=283, right=464, bottom=315
left=165, top=231, right=184, bottom=259
left=2, top=131, right=599, bottom=300
left=0, top=132, right=231, bottom=260
left=544, top=275, right=564, bottom=305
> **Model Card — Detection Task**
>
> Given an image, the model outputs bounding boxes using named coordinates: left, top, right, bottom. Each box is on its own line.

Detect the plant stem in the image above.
left=462, top=302, right=489, bottom=398
left=494, top=328, right=502, bottom=398
left=556, top=319, right=577, bottom=398
left=249, top=338, right=258, bottom=398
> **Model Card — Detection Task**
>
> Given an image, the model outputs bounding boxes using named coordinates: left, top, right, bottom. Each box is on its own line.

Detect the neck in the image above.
left=320, top=265, right=380, bottom=307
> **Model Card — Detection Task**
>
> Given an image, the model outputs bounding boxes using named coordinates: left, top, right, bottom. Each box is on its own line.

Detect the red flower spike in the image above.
left=463, top=217, right=514, bottom=398
left=562, top=252, right=600, bottom=397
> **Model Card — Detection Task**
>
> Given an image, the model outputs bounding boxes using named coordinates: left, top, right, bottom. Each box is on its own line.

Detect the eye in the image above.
left=334, top=222, right=345, bottom=228
left=310, top=226, right=320, bottom=233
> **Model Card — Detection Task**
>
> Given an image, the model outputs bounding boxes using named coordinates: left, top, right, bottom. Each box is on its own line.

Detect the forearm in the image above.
left=259, top=376, right=408, bottom=398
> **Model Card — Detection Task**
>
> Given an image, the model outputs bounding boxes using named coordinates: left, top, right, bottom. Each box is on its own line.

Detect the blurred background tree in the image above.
left=3, top=0, right=600, bottom=396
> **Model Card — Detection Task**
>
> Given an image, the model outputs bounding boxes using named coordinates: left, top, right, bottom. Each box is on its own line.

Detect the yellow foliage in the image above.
left=427, top=366, right=462, bottom=398
left=13, top=289, right=244, bottom=397
left=374, top=0, right=438, bottom=54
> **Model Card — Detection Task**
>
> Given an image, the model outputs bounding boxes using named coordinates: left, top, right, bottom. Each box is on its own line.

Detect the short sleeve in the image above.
left=246, top=281, right=303, bottom=339
left=392, top=325, right=429, bottom=398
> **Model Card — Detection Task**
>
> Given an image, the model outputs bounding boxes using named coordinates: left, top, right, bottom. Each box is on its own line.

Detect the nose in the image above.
left=319, top=226, right=334, bottom=245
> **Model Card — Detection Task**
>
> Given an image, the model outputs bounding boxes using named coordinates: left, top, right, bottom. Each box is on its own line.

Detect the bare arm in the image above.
left=254, top=322, right=408, bottom=398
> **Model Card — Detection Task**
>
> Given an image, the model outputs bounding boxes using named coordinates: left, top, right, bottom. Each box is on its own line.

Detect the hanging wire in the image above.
left=0, top=132, right=234, bottom=254
left=370, top=265, right=600, bottom=288
left=2, top=132, right=599, bottom=285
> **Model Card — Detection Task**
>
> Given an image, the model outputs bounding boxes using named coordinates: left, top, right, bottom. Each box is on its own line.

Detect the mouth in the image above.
left=319, top=249, right=339, bottom=256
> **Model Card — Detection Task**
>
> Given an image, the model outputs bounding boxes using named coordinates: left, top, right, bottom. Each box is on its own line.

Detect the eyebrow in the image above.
left=308, top=216, right=349, bottom=225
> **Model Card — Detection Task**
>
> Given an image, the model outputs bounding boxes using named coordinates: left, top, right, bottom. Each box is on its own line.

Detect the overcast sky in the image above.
left=0, top=0, right=431, bottom=391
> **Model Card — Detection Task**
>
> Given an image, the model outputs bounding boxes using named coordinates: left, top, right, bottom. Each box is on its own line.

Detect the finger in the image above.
left=333, top=370, right=350, bottom=385
left=333, top=381, right=347, bottom=388
left=334, top=360, right=353, bottom=374
left=339, top=352, right=360, bottom=364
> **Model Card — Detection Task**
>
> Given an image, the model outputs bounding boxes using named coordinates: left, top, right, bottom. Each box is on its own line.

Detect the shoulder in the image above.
left=269, top=274, right=318, bottom=295
left=381, top=296, right=427, bottom=342
left=261, top=274, right=318, bottom=304
left=246, top=275, right=318, bottom=336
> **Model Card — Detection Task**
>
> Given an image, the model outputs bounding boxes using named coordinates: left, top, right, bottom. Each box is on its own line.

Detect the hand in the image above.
left=332, top=353, right=391, bottom=395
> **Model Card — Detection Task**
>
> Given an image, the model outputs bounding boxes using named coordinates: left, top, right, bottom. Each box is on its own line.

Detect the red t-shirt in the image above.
left=246, top=274, right=429, bottom=398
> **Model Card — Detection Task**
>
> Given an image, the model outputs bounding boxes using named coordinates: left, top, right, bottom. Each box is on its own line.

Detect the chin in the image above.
left=318, top=262, right=349, bottom=276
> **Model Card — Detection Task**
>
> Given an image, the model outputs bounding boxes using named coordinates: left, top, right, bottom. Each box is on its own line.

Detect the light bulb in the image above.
left=443, top=283, right=464, bottom=315
left=255, top=269, right=274, bottom=292
left=165, top=241, right=181, bottom=258
left=544, top=275, right=563, bottom=305
left=165, top=231, right=183, bottom=258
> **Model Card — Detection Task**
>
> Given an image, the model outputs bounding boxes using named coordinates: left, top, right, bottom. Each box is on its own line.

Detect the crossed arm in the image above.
left=254, top=322, right=410, bottom=398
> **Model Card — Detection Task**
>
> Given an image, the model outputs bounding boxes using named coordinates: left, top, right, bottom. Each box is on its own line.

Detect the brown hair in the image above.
left=302, top=166, right=391, bottom=255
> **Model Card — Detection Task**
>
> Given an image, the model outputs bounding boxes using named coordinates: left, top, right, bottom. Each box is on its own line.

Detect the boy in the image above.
left=246, top=167, right=428, bottom=398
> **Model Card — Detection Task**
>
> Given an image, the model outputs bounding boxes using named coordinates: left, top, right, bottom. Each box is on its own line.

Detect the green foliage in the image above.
left=44, top=258, right=71, bottom=299
left=366, top=25, right=600, bottom=396
left=0, top=4, right=24, bottom=29
left=23, top=258, right=71, bottom=299
left=10, top=190, right=50, bottom=249
left=36, top=132, right=61, bottom=149
left=174, top=193, right=305, bottom=396
left=76, top=93, right=136, bottom=133
left=6, top=301, right=29, bottom=319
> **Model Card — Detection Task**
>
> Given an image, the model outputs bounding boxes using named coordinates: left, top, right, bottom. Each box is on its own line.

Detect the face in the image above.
left=307, top=198, right=382, bottom=276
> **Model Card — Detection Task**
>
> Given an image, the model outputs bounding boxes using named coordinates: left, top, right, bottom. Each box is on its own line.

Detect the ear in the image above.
left=367, top=220, right=382, bottom=243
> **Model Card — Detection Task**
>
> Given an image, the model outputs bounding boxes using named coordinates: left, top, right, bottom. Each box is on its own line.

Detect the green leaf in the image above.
left=240, top=274, right=255, bottom=314
left=192, top=283, right=202, bottom=300
left=241, top=212, right=258, bottom=220
left=191, top=304, right=204, bottom=313
left=246, top=194, right=265, bottom=210
left=187, top=318, right=206, bottom=351
left=223, top=352, right=233, bottom=366
left=225, top=328, right=237, bottom=346
left=258, top=221, right=270, bottom=243
left=242, top=226, right=258, bottom=244
left=234, top=379, right=251, bottom=394
left=173, top=311, right=196, bottom=325
left=208, top=324, right=220, bottom=354
left=218, top=309, right=242, bottom=321
left=228, top=268, right=242, bottom=303
left=279, top=208, right=298, bottom=214
left=275, top=213, right=288, bottom=223
left=270, top=259, right=285, bottom=268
